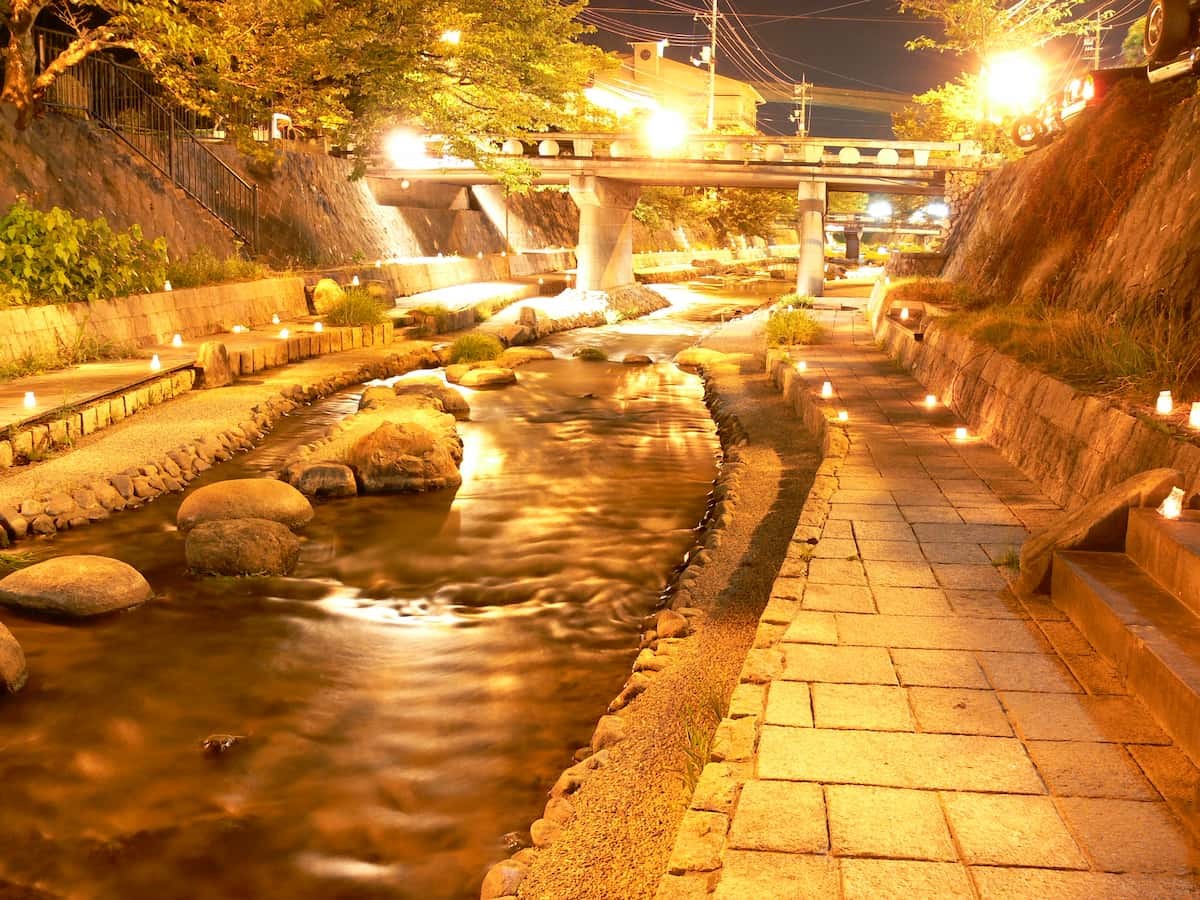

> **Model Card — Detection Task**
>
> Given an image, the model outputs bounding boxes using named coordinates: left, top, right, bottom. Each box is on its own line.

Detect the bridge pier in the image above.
left=797, top=180, right=827, bottom=298
left=569, top=175, right=640, bottom=292
left=843, top=226, right=862, bottom=263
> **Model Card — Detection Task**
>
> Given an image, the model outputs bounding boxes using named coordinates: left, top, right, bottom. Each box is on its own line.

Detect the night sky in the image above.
left=580, top=0, right=1148, bottom=137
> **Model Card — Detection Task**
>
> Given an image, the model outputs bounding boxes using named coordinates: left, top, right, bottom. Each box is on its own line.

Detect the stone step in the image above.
left=1053, top=550, right=1200, bottom=765
left=1128, top=507, right=1200, bottom=617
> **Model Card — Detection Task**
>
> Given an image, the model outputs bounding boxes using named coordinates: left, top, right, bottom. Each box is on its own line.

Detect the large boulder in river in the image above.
left=177, top=478, right=314, bottom=532
left=459, top=367, right=516, bottom=389
left=195, top=341, right=235, bottom=388
left=393, top=379, right=470, bottom=420
left=0, top=621, right=27, bottom=694
left=291, top=462, right=358, bottom=498
left=0, top=555, right=152, bottom=617
left=347, top=419, right=463, bottom=493
left=185, top=518, right=301, bottom=575
left=499, top=347, right=554, bottom=368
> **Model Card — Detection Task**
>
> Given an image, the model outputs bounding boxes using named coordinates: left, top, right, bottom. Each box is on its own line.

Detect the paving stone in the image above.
left=920, top=542, right=992, bottom=564
left=831, top=503, right=905, bottom=522
left=780, top=610, right=838, bottom=645
left=757, top=727, right=1044, bottom=792
left=852, top=520, right=917, bottom=542
left=864, top=559, right=940, bottom=588
left=1057, top=798, right=1199, bottom=874
left=691, top=762, right=742, bottom=814
left=740, top=649, right=783, bottom=684
left=857, top=540, right=926, bottom=562
left=976, top=651, right=1081, bottom=693
left=821, top=519, right=855, bottom=539
left=907, top=686, right=1012, bottom=736
left=764, top=681, right=813, bottom=727
left=801, top=583, right=875, bottom=613
left=999, top=692, right=1170, bottom=744
left=932, top=563, right=1009, bottom=590
left=812, top=683, right=914, bottom=731
left=891, top=648, right=990, bottom=689
left=710, top=715, right=756, bottom=762
left=1126, top=745, right=1200, bottom=812
left=1025, top=741, right=1158, bottom=800
left=871, top=586, right=954, bottom=616
left=940, top=792, right=1087, bottom=868
left=782, top=644, right=897, bottom=685
left=667, top=810, right=729, bottom=873
left=728, top=780, right=827, bottom=853
left=713, top=850, right=838, bottom=900
left=807, top=557, right=867, bottom=586
left=836, top=614, right=1043, bottom=653
left=752, top=622, right=784, bottom=648
left=728, top=683, right=765, bottom=719
left=957, top=506, right=1023, bottom=525
left=654, top=872, right=713, bottom=900
left=1062, top=653, right=1126, bottom=695
left=811, top=538, right=858, bottom=558
left=835, top=489, right=895, bottom=505
left=912, top=523, right=1029, bottom=545
left=970, top=866, right=1200, bottom=899
left=1039, top=620, right=1098, bottom=657
left=901, top=505, right=964, bottom=524
left=946, top=589, right=1025, bottom=619
left=1018, top=594, right=1069, bottom=621
left=827, top=784, right=956, bottom=860
left=891, top=489, right=953, bottom=507
left=841, top=859, right=974, bottom=899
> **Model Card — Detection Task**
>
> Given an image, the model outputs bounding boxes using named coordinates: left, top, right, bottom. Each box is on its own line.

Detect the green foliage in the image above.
left=892, top=74, right=1013, bottom=155
left=828, top=192, right=869, bottom=215
left=634, top=187, right=794, bottom=244
left=778, top=292, right=814, bottom=309
left=166, top=248, right=267, bottom=288
left=887, top=277, right=984, bottom=310
left=448, top=333, right=503, bottom=363
left=0, top=199, right=168, bottom=306
left=766, top=309, right=821, bottom=347
left=993, top=547, right=1021, bottom=571
left=572, top=346, right=608, bottom=361
left=0, top=330, right=135, bottom=382
left=411, top=304, right=453, bottom=336
left=711, top=189, right=795, bottom=242
left=1122, top=17, right=1146, bottom=64
left=897, top=0, right=1088, bottom=57
left=323, top=286, right=388, bottom=326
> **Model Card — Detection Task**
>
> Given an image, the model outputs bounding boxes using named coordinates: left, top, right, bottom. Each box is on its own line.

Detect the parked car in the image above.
left=1145, top=0, right=1200, bottom=82
left=1010, top=66, right=1147, bottom=148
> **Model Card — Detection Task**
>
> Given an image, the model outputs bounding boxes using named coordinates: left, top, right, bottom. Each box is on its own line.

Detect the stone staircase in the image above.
left=1052, top=509, right=1200, bottom=765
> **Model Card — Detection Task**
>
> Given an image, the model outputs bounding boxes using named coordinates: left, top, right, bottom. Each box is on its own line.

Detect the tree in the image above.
left=892, top=73, right=1010, bottom=155
left=897, top=0, right=1090, bottom=59
left=1122, top=16, right=1146, bottom=64
left=1, top=0, right=608, bottom=175
left=712, top=189, right=794, bottom=242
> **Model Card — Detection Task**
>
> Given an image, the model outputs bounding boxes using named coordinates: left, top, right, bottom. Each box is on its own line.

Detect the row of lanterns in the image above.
left=1156, top=391, right=1200, bottom=428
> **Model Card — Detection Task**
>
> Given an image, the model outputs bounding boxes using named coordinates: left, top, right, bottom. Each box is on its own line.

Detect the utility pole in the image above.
left=694, top=0, right=720, bottom=131
left=1093, top=10, right=1102, bottom=69
left=790, top=77, right=811, bottom=137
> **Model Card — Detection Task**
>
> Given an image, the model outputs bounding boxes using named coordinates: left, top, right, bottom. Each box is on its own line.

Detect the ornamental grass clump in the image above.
left=166, top=248, right=267, bottom=288
left=448, top=333, right=503, bottom=363
left=766, top=308, right=820, bottom=347
left=778, top=292, right=814, bottom=309
left=323, top=286, right=388, bottom=326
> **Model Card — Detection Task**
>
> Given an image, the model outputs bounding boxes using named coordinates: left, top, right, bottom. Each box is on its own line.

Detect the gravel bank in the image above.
left=515, top=312, right=821, bottom=900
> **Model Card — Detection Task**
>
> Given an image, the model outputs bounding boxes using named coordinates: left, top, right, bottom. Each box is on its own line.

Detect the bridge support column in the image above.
left=797, top=180, right=827, bottom=298
left=569, top=175, right=640, bottom=292
left=844, top=226, right=862, bottom=263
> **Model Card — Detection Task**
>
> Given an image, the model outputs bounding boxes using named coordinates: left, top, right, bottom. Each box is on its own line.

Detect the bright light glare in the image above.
left=867, top=200, right=892, bottom=220
left=644, top=109, right=688, bottom=156
left=440, top=30, right=461, bottom=45
left=384, top=130, right=429, bottom=168
left=925, top=202, right=949, bottom=219
left=982, top=53, right=1045, bottom=115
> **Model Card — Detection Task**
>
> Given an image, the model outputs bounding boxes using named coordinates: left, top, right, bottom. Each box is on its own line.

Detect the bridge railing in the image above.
left=490, top=133, right=985, bottom=169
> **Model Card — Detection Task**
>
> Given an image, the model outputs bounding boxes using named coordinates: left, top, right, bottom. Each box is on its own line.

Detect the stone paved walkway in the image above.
left=658, top=302, right=1200, bottom=899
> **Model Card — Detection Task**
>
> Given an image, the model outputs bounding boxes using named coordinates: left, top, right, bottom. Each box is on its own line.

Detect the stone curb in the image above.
left=654, top=348, right=851, bottom=899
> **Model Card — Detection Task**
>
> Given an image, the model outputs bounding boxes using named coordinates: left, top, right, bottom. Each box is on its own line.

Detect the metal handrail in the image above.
left=25, top=28, right=259, bottom=250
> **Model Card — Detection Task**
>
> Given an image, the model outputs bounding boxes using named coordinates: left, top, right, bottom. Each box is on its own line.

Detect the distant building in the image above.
left=587, top=41, right=764, bottom=133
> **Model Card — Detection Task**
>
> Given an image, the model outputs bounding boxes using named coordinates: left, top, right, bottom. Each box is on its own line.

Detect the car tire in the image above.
left=1146, top=0, right=1191, bottom=63
left=1011, top=115, right=1043, bottom=148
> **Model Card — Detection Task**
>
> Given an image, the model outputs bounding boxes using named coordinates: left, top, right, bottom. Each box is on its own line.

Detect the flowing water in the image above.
left=0, top=290, right=756, bottom=900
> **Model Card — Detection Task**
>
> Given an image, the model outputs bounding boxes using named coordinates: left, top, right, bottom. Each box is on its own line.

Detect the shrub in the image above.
left=887, top=277, right=984, bottom=311
left=166, top=248, right=267, bottom=288
left=411, top=304, right=453, bottom=336
left=766, top=309, right=820, bottom=347
left=0, top=328, right=134, bottom=382
left=323, top=286, right=388, bottom=326
left=0, top=199, right=168, bottom=305
left=778, top=292, right=814, bottom=309
left=448, top=333, right=504, bottom=363
left=573, top=347, right=608, bottom=361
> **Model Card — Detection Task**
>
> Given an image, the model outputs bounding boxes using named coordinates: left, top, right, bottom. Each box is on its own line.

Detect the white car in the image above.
left=1145, top=0, right=1200, bottom=82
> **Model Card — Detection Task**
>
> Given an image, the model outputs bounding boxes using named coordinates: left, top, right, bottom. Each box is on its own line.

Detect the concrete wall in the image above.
left=868, top=287, right=1200, bottom=509
left=0, top=278, right=307, bottom=365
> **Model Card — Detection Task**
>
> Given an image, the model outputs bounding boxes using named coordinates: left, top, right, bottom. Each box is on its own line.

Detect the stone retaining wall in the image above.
left=868, top=287, right=1200, bottom=509
left=311, top=251, right=576, bottom=299
left=0, top=278, right=308, bottom=367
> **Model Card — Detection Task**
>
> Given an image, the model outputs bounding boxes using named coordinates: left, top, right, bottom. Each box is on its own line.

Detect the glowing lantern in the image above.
left=820, top=381, right=833, bottom=399
left=925, top=394, right=937, bottom=409
left=1157, top=390, right=1174, bottom=415
left=900, top=307, right=909, bottom=321
left=955, top=427, right=968, bottom=440
left=23, top=391, right=36, bottom=409
left=279, top=328, right=290, bottom=339
left=171, top=333, right=183, bottom=347
left=163, top=280, right=173, bottom=292
left=314, top=322, right=324, bottom=333
left=272, top=314, right=281, bottom=325
left=837, top=410, right=849, bottom=422
left=351, top=275, right=360, bottom=287
left=1159, top=486, right=1184, bottom=520
left=1191, top=402, right=1200, bottom=429
left=796, top=361, right=807, bottom=373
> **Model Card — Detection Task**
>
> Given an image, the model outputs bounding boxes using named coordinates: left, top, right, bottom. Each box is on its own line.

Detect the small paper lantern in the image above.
left=924, top=394, right=937, bottom=408
left=837, top=410, right=849, bottom=422
left=23, top=391, right=36, bottom=409
left=955, top=426, right=968, bottom=440
left=171, top=333, right=182, bottom=347
left=314, top=322, right=324, bottom=333
left=279, top=328, right=290, bottom=339
left=150, top=354, right=161, bottom=371
left=1157, top=390, right=1174, bottom=415
left=821, top=381, right=833, bottom=399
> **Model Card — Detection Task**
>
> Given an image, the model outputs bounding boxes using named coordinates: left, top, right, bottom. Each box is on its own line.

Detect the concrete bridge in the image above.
left=368, top=133, right=992, bottom=297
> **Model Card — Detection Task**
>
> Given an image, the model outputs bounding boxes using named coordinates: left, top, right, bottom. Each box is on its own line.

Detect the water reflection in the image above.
left=0, top=339, right=720, bottom=898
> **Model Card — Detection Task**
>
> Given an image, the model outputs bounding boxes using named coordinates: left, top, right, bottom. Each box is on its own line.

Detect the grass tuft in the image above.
left=323, top=286, right=388, bottom=326
left=448, top=333, right=504, bottom=364
left=573, top=347, right=608, bottom=362
left=766, top=309, right=821, bottom=347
